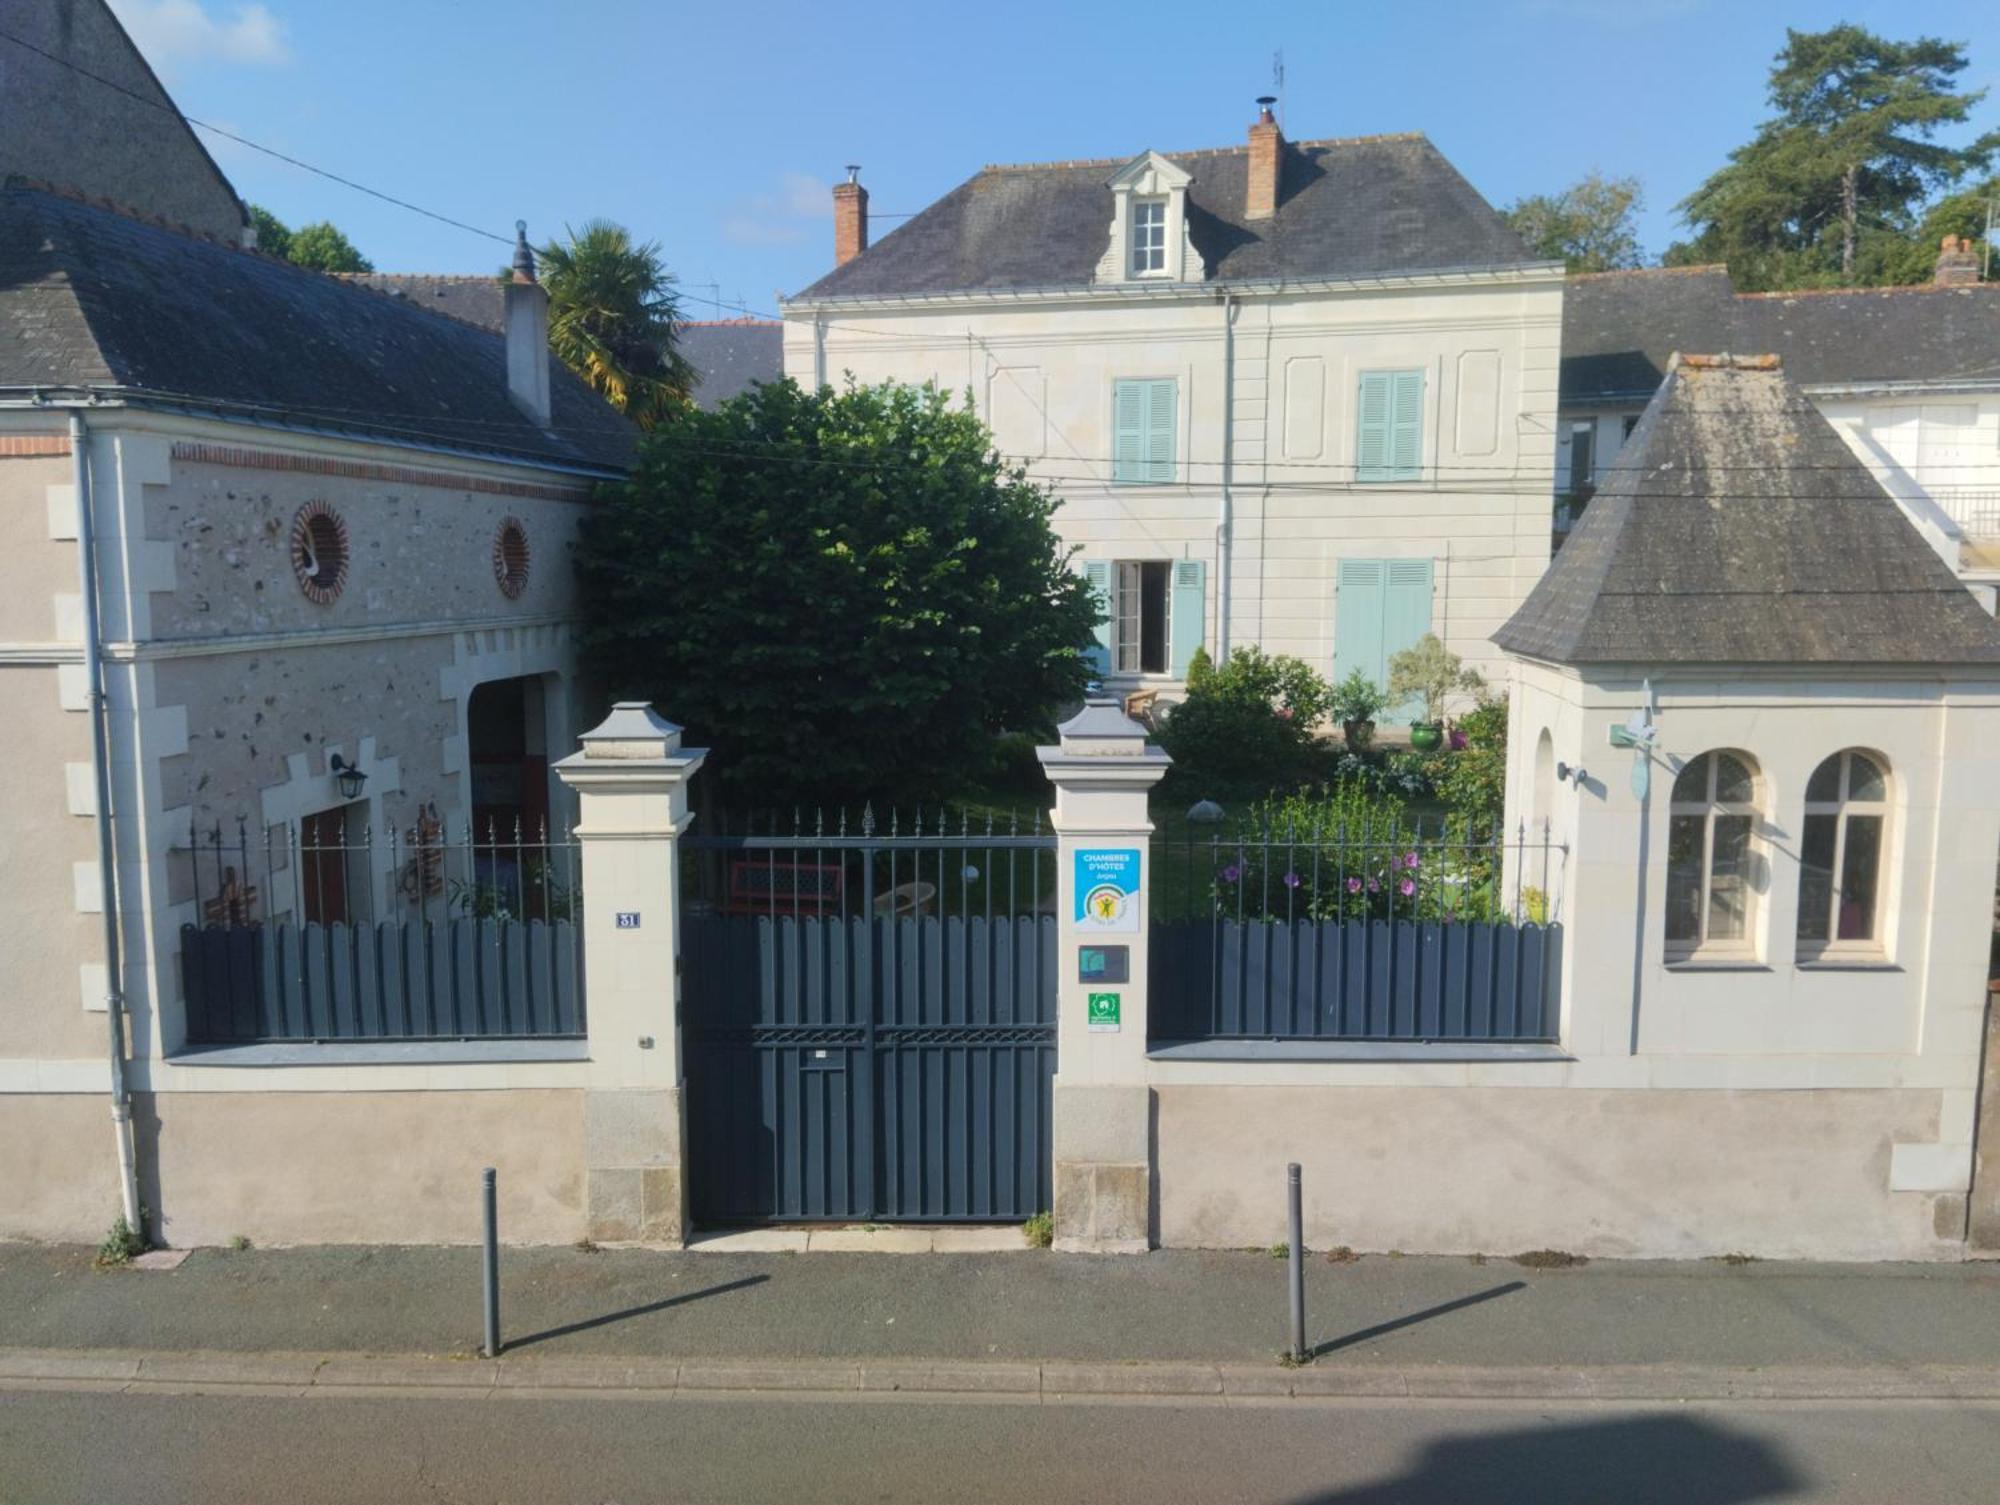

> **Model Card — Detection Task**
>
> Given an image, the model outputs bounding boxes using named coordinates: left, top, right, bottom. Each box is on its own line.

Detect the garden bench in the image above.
left=720, top=859, right=846, bottom=916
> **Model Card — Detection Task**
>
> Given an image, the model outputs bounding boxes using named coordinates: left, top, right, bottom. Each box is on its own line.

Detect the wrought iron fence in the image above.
left=684, top=805, right=1058, bottom=923
left=174, top=811, right=583, bottom=1045
left=1151, top=814, right=1566, bottom=1045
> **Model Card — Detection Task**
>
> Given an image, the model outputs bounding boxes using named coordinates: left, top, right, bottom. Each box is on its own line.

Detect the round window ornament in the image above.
left=493, top=517, right=531, bottom=599
left=289, top=501, right=349, bottom=604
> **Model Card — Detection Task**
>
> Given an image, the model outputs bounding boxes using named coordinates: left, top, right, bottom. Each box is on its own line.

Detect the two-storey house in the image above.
left=782, top=105, right=1564, bottom=708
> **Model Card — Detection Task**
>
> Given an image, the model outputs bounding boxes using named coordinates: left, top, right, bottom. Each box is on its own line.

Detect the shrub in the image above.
left=1428, top=694, right=1509, bottom=829
left=1156, top=647, right=1332, bottom=797
left=1022, top=1211, right=1054, bottom=1249
left=1386, top=634, right=1486, bottom=726
left=1330, top=670, right=1389, bottom=731
left=95, top=1215, right=145, bottom=1270
left=574, top=378, right=1098, bottom=804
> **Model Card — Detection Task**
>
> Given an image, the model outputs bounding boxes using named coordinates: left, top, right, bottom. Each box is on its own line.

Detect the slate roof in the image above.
left=677, top=319, right=783, bottom=408
left=794, top=134, right=1539, bottom=300
left=1561, top=267, right=2000, bottom=405
left=1495, top=354, right=2000, bottom=668
left=0, top=185, right=636, bottom=473
left=341, top=273, right=507, bottom=332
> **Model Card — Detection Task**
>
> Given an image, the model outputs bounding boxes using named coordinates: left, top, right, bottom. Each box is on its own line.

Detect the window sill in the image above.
left=1663, top=958, right=1770, bottom=973
left=167, top=1039, right=590, bottom=1069
left=1795, top=958, right=1901, bottom=973
left=1147, top=1039, right=1571, bottom=1064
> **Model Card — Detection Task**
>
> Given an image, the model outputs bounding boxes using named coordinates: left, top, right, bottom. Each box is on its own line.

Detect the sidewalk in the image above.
left=7, top=1238, right=2000, bottom=1384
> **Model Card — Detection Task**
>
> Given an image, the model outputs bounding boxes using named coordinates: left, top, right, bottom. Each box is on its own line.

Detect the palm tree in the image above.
left=535, top=221, right=694, bottom=428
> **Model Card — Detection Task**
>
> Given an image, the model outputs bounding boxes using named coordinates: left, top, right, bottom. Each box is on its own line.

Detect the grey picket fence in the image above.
left=1150, top=917, right=1561, bottom=1044
left=181, top=916, right=583, bottom=1043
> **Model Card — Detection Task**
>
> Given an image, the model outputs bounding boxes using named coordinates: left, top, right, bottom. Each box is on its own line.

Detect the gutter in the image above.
left=1218, top=292, right=1237, bottom=661
left=781, top=260, right=1568, bottom=315
left=0, top=387, right=625, bottom=485
left=68, top=409, right=143, bottom=1234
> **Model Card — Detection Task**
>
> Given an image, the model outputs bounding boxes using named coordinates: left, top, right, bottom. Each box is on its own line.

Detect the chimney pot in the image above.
left=1934, top=233, right=1981, bottom=287
left=505, top=219, right=552, bottom=428
left=833, top=168, right=870, bottom=268
left=1245, top=97, right=1284, bottom=222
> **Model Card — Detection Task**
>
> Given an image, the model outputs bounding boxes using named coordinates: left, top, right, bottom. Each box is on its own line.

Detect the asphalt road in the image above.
left=5, top=1388, right=1997, bottom=1504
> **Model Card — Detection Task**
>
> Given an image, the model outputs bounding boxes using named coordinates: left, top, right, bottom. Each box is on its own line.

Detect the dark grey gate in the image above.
left=683, top=811, right=1057, bottom=1225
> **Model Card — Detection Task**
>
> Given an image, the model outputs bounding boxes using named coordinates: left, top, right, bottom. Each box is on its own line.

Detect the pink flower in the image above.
left=1367, top=878, right=1380, bottom=893
left=1275, top=707, right=1294, bottom=721
left=1221, top=864, right=1242, bottom=883
left=1282, top=872, right=1301, bottom=889
left=1403, top=851, right=1420, bottom=869
left=1399, top=878, right=1416, bottom=898
left=1346, top=877, right=1363, bottom=894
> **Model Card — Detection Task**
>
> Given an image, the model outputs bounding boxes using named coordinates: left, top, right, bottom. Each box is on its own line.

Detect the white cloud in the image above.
left=723, top=171, right=832, bottom=248
left=110, top=1, right=293, bottom=70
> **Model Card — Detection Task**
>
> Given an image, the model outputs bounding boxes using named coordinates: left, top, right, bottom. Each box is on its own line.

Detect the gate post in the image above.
left=554, top=703, right=706, bottom=1246
left=1039, top=699, right=1171, bottom=1253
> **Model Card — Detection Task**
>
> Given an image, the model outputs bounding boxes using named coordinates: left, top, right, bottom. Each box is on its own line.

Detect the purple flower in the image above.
left=1449, top=727, right=1469, bottom=751
left=1282, top=872, right=1301, bottom=889
left=1399, top=878, right=1417, bottom=898
left=1367, top=878, right=1380, bottom=893
left=1346, top=877, right=1363, bottom=894
left=1221, top=864, right=1242, bottom=883
left=1403, top=851, right=1421, bottom=869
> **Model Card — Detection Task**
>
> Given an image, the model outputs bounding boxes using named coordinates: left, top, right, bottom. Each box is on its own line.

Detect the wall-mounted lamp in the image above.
left=329, top=753, right=368, bottom=801
left=1556, top=762, right=1588, bottom=787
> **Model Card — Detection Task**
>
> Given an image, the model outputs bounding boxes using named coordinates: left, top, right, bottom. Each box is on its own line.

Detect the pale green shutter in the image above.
left=1082, top=559, right=1113, bottom=674
left=1168, top=559, right=1206, bottom=677
left=1389, top=370, right=1424, bottom=479
left=1334, top=559, right=1386, bottom=690
left=1357, top=370, right=1423, bottom=481
left=1146, top=379, right=1176, bottom=483
left=1382, top=559, right=1435, bottom=720
left=1113, top=382, right=1145, bottom=483
left=1355, top=373, right=1391, bottom=480
left=1335, top=557, right=1434, bottom=722
left=1114, top=379, right=1175, bottom=483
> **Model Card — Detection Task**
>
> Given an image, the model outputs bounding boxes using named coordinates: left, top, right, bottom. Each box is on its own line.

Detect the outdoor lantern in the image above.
left=330, top=753, right=368, bottom=800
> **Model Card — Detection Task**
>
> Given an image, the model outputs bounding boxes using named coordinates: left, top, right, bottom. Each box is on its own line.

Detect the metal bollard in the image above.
left=1287, top=1163, right=1306, bottom=1363
left=481, top=1167, right=501, bottom=1358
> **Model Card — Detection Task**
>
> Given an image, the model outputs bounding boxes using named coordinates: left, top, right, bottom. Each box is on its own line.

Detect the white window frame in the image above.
left=1664, top=751, right=1762, bottom=964
left=1796, top=749, right=1891, bottom=963
left=1111, top=559, right=1173, bottom=677
left=1130, top=197, right=1168, bottom=278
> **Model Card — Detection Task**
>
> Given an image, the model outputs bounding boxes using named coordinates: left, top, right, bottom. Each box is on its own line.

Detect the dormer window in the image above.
left=1131, top=199, right=1168, bottom=276
left=1095, top=151, right=1206, bottom=287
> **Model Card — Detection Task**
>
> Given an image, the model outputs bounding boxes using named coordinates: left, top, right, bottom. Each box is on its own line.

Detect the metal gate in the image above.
left=683, top=811, right=1057, bottom=1225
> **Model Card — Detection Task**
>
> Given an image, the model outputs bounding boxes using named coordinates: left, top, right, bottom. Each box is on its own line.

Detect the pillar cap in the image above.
left=575, top=701, right=686, bottom=760
left=1053, top=697, right=1155, bottom=754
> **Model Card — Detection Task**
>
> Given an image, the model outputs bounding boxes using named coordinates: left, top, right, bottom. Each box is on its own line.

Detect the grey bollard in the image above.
left=481, top=1167, right=501, bottom=1358
left=1287, top=1163, right=1306, bottom=1363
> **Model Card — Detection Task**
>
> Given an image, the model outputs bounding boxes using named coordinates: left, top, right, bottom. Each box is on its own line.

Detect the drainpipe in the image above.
left=1217, top=292, right=1238, bottom=661
left=813, top=310, right=827, bottom=391
left=71, top=410, right=142, bottom=1233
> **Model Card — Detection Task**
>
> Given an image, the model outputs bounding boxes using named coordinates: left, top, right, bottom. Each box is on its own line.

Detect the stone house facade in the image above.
left=782, top=105, right=1564, bottom=710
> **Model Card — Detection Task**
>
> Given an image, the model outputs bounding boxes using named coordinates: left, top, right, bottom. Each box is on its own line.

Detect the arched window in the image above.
left=1797, top=750, right=1889, bottom=958
left=1665, top=751, right=1760, bottom=960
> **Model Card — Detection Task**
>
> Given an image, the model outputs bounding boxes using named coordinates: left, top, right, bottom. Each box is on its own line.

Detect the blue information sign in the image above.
left=1074, top=848, right=1141, bottom=935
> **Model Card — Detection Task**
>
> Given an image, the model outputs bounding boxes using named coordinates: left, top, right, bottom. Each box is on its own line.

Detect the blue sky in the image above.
left=110, top=0, right=2000, bottom=317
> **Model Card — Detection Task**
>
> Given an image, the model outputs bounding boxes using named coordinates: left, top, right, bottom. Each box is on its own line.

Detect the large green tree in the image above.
left=247, top=204, right=374, bottom=273
left=1504, top=173, right=1645, bottom=273
left=535, top=220, right=693, bottom=429
left=574, top=379, right=1100, bottom=803
left=1669, top=26, right=1998, bottom=288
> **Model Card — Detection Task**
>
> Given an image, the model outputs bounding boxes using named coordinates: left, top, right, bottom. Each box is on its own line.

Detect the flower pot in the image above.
left=1342, top=717, right=1376, bottom=750
left=1408, top=721, right=1445, bottom=752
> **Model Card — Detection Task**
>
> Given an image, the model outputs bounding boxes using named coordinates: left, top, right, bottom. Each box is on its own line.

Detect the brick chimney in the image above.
left=1245, top=97, right=1283, bottom=221
left=1934, top=234, right=1981, bottom=287
left=504, top=221, right=552, bottom=428
left=833, top=165, right=869, bottom=268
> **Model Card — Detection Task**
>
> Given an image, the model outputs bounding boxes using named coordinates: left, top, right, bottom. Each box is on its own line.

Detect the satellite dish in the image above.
left=1606, top=679, right=1660, bottom=798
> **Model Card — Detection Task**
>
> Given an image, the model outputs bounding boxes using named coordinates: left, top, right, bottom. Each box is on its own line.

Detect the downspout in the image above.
left=1217, top=292, right=1238, bottom=661
left=71, top=410, right=142, bottom=1232
left=813, top=310, right=827, bottom=391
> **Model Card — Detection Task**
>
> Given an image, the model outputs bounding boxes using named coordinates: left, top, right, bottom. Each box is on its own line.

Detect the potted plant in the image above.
left=1331, top=669, right=1388, bottom=750
left=1387, top=633, right=1485, bottom=753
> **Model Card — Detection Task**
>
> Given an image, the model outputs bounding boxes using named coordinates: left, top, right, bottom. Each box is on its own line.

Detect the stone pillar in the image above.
left=554, top=703, right=706, bottom=1245
left=1038, top=700, right=1171, bottom=1253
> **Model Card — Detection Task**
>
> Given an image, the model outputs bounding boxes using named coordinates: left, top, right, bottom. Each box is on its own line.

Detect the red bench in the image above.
left=720, top=859, right=846, bottom=916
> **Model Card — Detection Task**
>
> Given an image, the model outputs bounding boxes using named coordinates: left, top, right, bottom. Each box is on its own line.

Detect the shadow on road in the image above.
left=503, top=1274, right=770, bottom=1352
left=1293, top=1413, right=1804, bottom=1504
left=1312, top=1281, right=1526, bottom=1358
